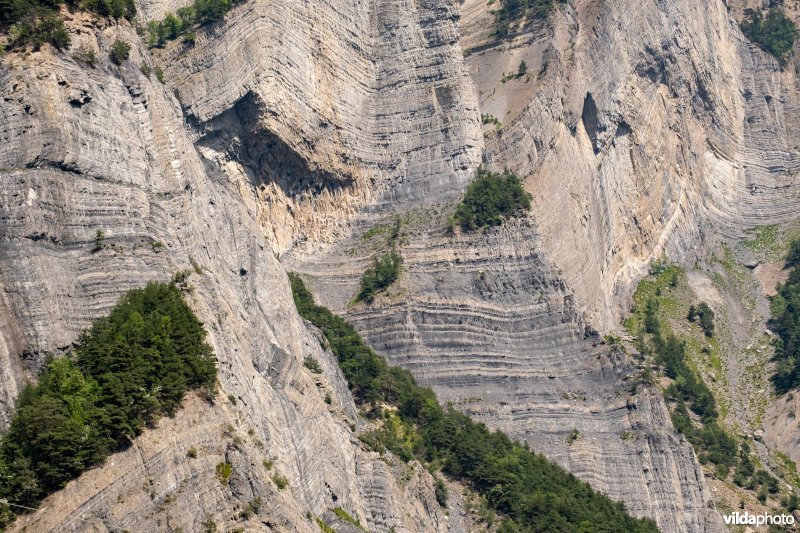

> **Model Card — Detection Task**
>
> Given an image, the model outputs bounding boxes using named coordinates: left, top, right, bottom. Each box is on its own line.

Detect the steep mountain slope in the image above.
left=1, top=0, right=799, bottom=531
left=0, top=19, right=456, bottom=532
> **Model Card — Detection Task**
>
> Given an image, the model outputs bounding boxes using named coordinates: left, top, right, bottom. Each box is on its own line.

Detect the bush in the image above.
left=145, top=0, right=237, bottom=48
left=356, top=251, right=402, bottom=303
left=108, top=38, right=130, bottom=65
left=289, top=273, right=657, bottom=533
left=1, top=0, right=133, bottom=50
left=434, top=476, right=448, bottom=507
left=215, top=462, right=232, bottom=484
left=303, top=355, right=322, bottom=373
left=271, top=472, right=288, bottom=489
left=741, top=8, right=798, bottom=65
left=493, top=0, right=564, bottom=37
left=72, top=45, right=97, bottom=66
left=0, top=282, right=216, bottom=520
left=688, top=302, right=714, bottom=337
left=453, top=168, right=531, bottom=230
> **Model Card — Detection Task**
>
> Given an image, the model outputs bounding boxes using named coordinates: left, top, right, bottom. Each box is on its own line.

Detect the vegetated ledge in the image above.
left=289, top=272, right=658, bottom=532
left=0, top=281, right=217, bottom=529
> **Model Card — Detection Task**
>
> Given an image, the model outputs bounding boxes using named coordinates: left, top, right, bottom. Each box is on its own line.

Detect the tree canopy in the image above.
left=0, top=282, right=216, bottom=526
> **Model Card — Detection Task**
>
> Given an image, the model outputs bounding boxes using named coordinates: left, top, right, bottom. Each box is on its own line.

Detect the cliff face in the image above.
left=1, top=0, right=799, bottom=531
left=467, top=0, right=800, bottom=331
left=292, top=215, right=720, bottom=531
left=0, top=16, right=461, bottom=533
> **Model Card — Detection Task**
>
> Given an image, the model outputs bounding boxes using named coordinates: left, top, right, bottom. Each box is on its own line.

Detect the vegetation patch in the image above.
left=215, top=462, right=232, bottom=485
left=355, top=251, right=402, bottom=304
left=289, top=273, right=657, bottom=532
left=0, top=282, right=216, bottom=527
left=1, top=0, right=134, bottom=50
left=452, top=168, right=531, bottom=231
left=303, top=355, right=323, bottom=374
left=769, top=239, right=800, bottom=393
left=144, top=0, right=242, bottom=48
left=740, top=7, right=798, bottom=65
left=493, top=0, right=566, bottom=38
left=332, top=508, right=364, bottom=530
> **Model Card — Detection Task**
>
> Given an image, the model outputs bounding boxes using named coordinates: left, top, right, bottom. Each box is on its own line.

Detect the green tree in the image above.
left=740, top=8, right=798, bottom=65
left=356, top=251, right=403, bottom=303
left=108, top=38, right=130, bottom=65
left=0, top=282, right=216, bottom=521
left=453, top=168, right=532, bottom=230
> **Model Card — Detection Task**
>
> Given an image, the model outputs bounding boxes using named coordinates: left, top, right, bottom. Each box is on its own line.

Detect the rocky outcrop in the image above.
left=467, top=0, right=800, bottom=331
left=292, top=216, right=721, bottom=531
left=2, top=0, right=799, bottom=530
left=0, top=18, right=457, bottom=532
left=154, top=0, right=482, bottom=253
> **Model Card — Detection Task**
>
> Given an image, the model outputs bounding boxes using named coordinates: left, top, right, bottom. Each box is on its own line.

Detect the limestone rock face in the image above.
left=0, top=19, right=456, bottom=533
left=156, top=0, right=482, bottom=253
left=292, top=217, right=721, bottom=531
left=467, top=0, right=800, bottom=331
left=2, top=0, right=800, bottom=531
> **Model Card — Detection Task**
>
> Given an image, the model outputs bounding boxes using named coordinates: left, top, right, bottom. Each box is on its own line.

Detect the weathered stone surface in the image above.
left=0, top=18, right=457, bottom=533
left=291, top=217, right=722, bottom=531
left=2, top=0, right=800, bottom=531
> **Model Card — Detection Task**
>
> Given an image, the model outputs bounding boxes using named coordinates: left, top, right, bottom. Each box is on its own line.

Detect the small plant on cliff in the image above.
left=687, top=302, right=715, bottom=337
left=303, top=355, right=322, bottom=374
left=215, top=462, right=232, bottom=484
left=271, top=472, right=288, bottom=489
left=452, top=168, right=531, bottom=230
left=356, top=251, right=403, bottom=303
left=109, top=38, right=130, bottom=65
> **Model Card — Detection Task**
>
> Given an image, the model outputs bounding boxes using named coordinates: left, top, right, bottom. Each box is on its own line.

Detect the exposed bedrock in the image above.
left=466, top=0, right=800, bottom=330
left=0, top=19, right=458, bottom=532
left=292, top=219, right=722, bottom=531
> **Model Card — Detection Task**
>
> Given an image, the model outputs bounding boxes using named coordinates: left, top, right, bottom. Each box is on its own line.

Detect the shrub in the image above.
left=271, top=472, right=288, bottom=489
left=493, top=0, right=564, bottom=37
left=516, top=60, right=527, bottom=78
left=452, top=168, right=531, bottom=230
left=92, top=229, right=105, bottom=252
left=741, top=8, right=798, bottom=65
left=688, top=302, right=714, bottom=337
left=239, top=497, right=261, bottom=519
left=434, top=476, right=449, bottom=508
left=73, top=45, right=97, bottom=66
left=303, top=355, right=322, bottom=373
left=356, top=251, right=402, bottom=303
left=215, top=462, right=232, bottom=484
left=109, top=38, right=130, bottom=65
left=186, top=447, right=197, bottom=459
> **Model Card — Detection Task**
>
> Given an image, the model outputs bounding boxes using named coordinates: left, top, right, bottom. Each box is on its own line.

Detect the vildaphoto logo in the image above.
left=723, top=511, right=795, bottom=527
